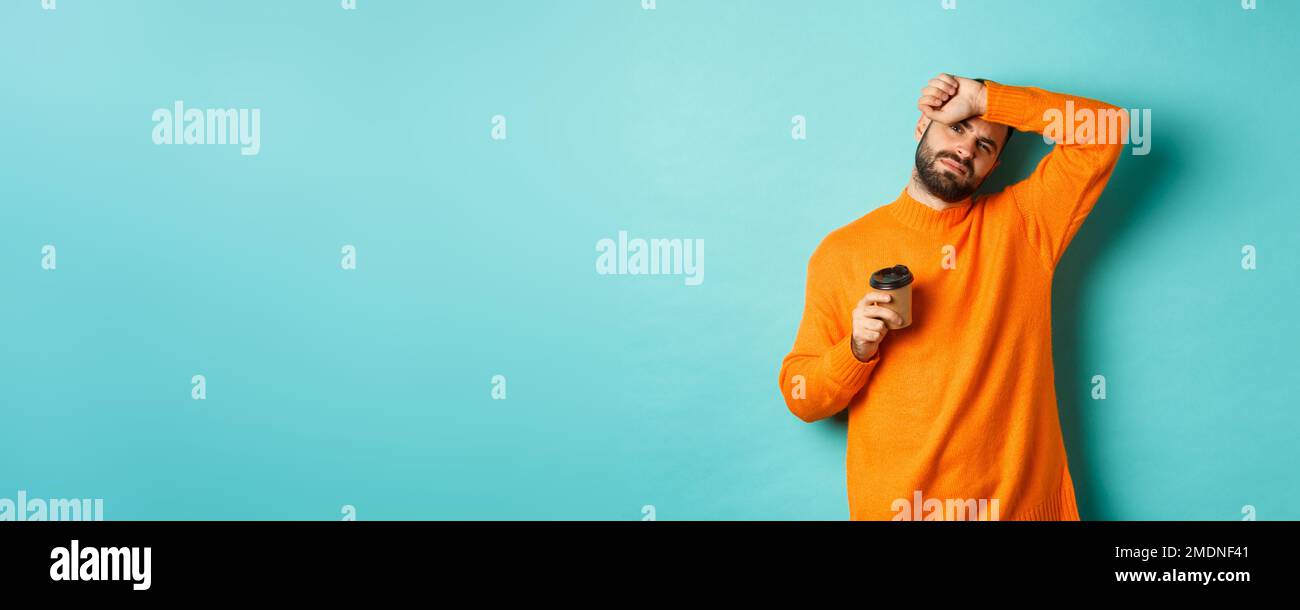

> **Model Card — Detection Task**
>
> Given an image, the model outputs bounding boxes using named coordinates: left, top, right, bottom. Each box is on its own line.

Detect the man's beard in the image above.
left=914, top=137, right=978, bottom=203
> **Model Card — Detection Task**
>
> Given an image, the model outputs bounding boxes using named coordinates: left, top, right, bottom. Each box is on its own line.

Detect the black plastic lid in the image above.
left=869, top=264, right=913, bottom=290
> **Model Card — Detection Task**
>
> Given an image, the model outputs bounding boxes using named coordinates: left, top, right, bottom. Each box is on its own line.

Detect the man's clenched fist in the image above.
left=917, top=73, right=988, bottom=126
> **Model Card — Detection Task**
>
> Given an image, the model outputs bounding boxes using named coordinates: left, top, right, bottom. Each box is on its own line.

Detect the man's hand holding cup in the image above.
left=851, top=291, right=905, bottom=362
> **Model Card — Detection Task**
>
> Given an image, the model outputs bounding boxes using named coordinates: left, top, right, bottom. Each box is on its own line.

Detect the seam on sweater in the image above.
left=1005, top=188, right=1055, bottom=280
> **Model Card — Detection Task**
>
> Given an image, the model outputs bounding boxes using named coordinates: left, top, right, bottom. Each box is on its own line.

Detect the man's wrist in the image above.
left=851, top=340, right=877, bottom=363
left=971, top=78, right=989, bottom=116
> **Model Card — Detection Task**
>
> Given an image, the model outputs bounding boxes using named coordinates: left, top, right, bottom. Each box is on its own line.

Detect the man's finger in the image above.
left=923, top=83, right=950, bottom=98
left=859, top=291, right=893, bottom=307
left=922, top=86, right=950, bottom=101
left=864, top=305, right=905, bottom=327
left=929, top=79, right=956, bottom=96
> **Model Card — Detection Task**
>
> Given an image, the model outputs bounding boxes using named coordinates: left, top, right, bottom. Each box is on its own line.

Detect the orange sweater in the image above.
left=778, top=81, right=1124, bottom=520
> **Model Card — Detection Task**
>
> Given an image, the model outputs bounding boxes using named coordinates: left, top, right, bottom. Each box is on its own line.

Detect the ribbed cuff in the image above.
left=981, top=80, right=1036, bottom=131
left=826, top=334, right=879, bottom=390
left=1008, top=468, right=1081, bottom=521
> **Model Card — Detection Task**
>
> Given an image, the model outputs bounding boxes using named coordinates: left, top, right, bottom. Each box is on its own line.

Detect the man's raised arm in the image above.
left=979, top=80, right=1127, bottom=271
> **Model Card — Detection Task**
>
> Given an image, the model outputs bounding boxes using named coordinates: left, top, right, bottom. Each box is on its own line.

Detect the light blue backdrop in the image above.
left=1, top=0, right=1295, bottom=520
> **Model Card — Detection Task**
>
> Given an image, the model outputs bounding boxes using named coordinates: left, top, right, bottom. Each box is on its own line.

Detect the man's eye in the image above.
left=951, top=125, right=962, bottom=133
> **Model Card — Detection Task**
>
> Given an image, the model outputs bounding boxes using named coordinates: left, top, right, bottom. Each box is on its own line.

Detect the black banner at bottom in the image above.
left=0, top=520, right=1288, bottom=595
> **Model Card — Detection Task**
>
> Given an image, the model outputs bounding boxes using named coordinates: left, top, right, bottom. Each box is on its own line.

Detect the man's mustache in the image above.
left=934, top=151, right=973, bottom=175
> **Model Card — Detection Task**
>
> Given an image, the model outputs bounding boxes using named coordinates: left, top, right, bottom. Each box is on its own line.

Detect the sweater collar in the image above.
left=886, top=185, right=974, bottom=234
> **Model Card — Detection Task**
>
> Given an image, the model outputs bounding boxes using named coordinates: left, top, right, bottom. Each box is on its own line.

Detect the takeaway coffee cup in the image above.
left=868, top=264, right=913, bottom=330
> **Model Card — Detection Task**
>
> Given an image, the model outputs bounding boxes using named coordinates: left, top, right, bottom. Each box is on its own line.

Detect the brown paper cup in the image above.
left=869, top=264, right=914, bottom=330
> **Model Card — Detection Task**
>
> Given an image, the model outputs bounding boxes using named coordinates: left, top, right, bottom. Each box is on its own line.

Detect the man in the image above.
left=777, top=74, right=1125, bottom=520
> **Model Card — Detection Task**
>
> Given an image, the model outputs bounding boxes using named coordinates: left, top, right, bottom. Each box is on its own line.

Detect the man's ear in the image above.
left=914, top=115, right=930, bottom=142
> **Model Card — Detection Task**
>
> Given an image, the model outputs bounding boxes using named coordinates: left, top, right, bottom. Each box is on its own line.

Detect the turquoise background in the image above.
left=1, top=0, right=1295, bottom=520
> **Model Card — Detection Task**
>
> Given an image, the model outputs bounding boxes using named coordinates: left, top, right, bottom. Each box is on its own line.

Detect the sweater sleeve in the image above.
left=777, top=238, right=879, bottom=423
left=981, top=81, right=1125, bottom=272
